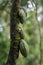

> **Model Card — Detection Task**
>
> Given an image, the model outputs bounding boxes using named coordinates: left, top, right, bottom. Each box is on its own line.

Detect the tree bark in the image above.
left=6, top=0, right=21, bottom=65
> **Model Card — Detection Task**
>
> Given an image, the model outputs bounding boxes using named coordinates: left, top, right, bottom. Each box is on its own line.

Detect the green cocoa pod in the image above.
left=20, top=39, right=29, bottom=57
left=19, top=29, right=24, bottom=39
left=16, top=25, right=24, bottom=39
left=19, top=9, right=26, bottom=24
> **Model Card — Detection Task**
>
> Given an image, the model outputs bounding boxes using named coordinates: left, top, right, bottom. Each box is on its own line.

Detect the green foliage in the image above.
left=21, top=0, right=28, bottom=6
left=0, top=0, right=9, bottom=10
left=0, top=28, right=10, bottom=65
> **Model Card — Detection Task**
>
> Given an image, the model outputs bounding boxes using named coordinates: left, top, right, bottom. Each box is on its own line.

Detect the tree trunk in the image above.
left=6, top=0, right=21, bottom=65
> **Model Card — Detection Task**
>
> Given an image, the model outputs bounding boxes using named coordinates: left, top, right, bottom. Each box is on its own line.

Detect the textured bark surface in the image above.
left=6, top=0, right=21, bottom=65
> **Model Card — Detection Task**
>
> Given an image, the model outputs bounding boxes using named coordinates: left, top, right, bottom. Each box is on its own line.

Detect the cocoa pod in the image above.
left=19, top=29, right=24, bottom=39
left=19, top=9, right=26, bottom=24
left=20, top=39, right=29, bottom=57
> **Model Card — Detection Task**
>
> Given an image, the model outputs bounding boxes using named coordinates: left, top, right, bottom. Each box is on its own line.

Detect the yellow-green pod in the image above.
left=20, top=39, right=29, bottom=57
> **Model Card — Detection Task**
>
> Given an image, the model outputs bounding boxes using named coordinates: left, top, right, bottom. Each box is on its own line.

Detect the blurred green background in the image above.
left=0, top=0, right=43, bottom=65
